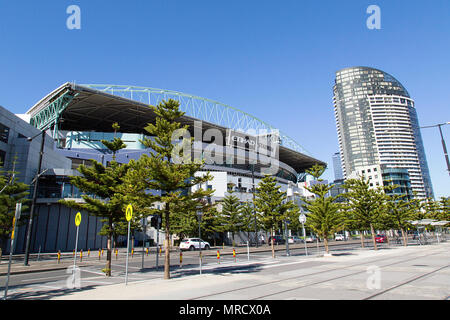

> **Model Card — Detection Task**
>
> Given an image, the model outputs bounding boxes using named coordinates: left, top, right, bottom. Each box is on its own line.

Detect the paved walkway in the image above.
left=51, top=241, right=450, bottom=300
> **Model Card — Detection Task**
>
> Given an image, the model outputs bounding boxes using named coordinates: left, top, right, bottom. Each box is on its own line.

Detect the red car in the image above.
left=375, top=234, right=387, bottom=243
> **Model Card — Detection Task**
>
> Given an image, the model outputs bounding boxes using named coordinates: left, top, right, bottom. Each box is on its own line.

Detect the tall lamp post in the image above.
left=196, top=205, right=203, bottom=275
left=23, top=130, right=46, bottom=266
left=421, top=122, right=450, bottom=176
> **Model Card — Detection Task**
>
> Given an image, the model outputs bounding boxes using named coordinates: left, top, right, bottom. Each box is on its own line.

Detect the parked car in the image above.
left=268, top=235, right=285, bottom=245
left=305, top=236, right=320, bottom=243
left=179, top=238, right=210, bottom=251
left=288, top=236, right=304, bottom=244
left=375, top=234, right=387, bottom=243
left=335, top=234, right=345, bottom=241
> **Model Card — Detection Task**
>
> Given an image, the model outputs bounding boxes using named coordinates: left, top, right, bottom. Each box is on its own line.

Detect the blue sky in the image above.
left=0, top=0, right=449, bottom=198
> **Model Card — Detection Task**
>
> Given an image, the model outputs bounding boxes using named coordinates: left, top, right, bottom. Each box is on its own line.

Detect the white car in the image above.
left=335, top=234, right=345, bottom=241
left=179, top=238, right=210, bottom=251
left=288, top=236, right=304, bottom=244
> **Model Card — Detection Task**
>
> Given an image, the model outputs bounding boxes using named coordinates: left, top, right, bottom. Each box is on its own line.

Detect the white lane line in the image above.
left=20, top=275, right=68, bottom=283
left=80, top=269, right=107, bottom=276
left=81, top=280, right=112, bottom=285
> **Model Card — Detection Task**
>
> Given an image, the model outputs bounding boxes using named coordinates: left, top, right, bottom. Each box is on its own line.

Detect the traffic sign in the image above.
left=75, top=212, right=82, bottom=227
left=126, top=204, right=133, bottom=221
left=299, top=214, right=306, bottom=224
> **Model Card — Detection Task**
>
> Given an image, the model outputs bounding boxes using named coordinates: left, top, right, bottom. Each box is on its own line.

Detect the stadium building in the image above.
left=2, top=83, right=325, bottom=253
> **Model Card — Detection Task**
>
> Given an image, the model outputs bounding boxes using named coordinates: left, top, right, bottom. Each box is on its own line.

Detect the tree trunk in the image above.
left=324, top=237, right=329, bottom=254
left=271, top=228, right=275, bottom=258
left=360, top=230, right=365, bottom=248
left=164, top=203, right=171, bottom=280
left=105, top=218, right=112, bottom=276
left=370, top=224, right=378, bottom=251
left=401, top=228, right=408, bottom=247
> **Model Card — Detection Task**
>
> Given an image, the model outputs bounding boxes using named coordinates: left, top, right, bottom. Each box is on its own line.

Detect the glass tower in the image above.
left=333, top=66, right=434, bottom=199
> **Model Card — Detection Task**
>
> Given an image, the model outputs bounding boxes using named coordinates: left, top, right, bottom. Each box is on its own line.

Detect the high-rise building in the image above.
left=333, top=66, right=434, bottom=199
left=332, top=151, right=344, bottom=181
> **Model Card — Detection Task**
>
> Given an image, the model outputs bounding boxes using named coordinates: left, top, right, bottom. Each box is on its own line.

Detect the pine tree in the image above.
left=126, top=99, right=214, bottom=279
left=343, top=176, right=386, bottom=251
left=254, top=175, right=287, bottom=258
left=220, top=191, right=242, bottom=247
left=0, top=161, right=29, bottom=251
left=302, top=164, right=343, bottom=254
left=59, top=123, right=134, bottom=276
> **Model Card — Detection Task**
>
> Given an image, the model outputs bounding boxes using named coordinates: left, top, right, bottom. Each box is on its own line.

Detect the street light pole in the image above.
left=24, top=130, right=46, bottom=266
left=421, top=122, right=450, bottom=176
left=196, top=205, right=203, bottom=275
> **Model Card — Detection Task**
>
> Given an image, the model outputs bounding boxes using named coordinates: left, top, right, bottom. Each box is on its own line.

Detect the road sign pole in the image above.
left=125, top=220, right=130, bottom=285
left=72, top=212, right=81, bottom=288
left=302, top=222, right=308, bottom=256
left=72, top=225, right=79, bottom=287
left=299, top=213, right=308, bottom=256
left=125, top=204, right=133, bottom=285
left=3, top=203, right=21, bottom=300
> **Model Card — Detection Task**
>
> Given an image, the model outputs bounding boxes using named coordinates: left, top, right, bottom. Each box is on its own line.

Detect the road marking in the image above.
left=81, top=280, right=112, bottom=285
left=81, top=269, right=107, bottom=276
left=20, top=275, right=68, bottom=283
left=35, top=284, right=63, bottom=290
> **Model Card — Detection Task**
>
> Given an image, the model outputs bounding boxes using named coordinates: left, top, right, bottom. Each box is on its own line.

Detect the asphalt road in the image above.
left=0, top=239, right=407, bottom=299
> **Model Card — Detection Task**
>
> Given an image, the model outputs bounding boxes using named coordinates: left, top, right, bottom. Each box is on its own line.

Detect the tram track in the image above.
left=189, top=247, right=447, bottom=300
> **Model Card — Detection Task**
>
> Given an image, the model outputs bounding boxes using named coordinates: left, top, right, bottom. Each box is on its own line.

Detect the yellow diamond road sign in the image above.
left=126, top=204, right=133, bottom=221
left=75, top=212, right=82, bottom=227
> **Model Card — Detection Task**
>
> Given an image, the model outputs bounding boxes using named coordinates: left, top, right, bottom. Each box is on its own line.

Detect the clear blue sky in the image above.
left=0, top=0, right=449, bottom=198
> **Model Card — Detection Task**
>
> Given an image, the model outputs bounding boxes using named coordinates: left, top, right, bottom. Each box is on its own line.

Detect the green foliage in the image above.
left=254, top=175, right=291, bottom=257
left=59, top=123, right=133, bottom=276
left=302, top=165, right=343, bottom=253
left=220, top=191, right=243, bottom=246
left=254, top=175, right=287, bottom=233
left=0, top=162, right=29, bottom=247
left=124, top=99, right=214, bottom=279
left=342, top=176, right=388, bottom=250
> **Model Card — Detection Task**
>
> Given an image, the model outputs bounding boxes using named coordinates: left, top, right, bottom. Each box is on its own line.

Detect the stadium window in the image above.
left=0, top=123, right=10, bottom=143
left=0, top=150, right=5, bottom=166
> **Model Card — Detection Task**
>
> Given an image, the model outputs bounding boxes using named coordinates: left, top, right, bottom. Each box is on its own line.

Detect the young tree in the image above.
left=220, top=191, right=242, bottom=247
left=0, top=162, right=29, bottom=251
left=383, top=193, right=417, bottom=246
left=59, top=123, right=134, bottom=276
left=254, top=175, right=287, bottom=258
left=240, top=201, right=258, bottom=244
left=126, top=99, right=213, bottom=279
left=343, top=176, right=386, bottom=251
left=302, top=164, right=343, bottom=254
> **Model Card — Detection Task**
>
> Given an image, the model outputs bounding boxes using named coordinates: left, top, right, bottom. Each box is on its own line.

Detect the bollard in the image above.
left=98, top=249, right=101, bottom=260
left=80, top=249, right=83, bottom=262
left=159, top=246, right=162, bottom=257
left=233, top=248, right=236, bottom=263
left=131, top=248, right=134, bottom=258
left=73, top=249, right=75, bottom=257
left=88, top=249, right=90, bottom=257
left=217, top=250, right=220, bottom=264
left=146, top=248, right=149, bottom=256
left=180, top=251, right=183, bottom=268
left=115, top=249, right=118, bottom=260
left=57, top=250, right=61, bottom=264
left=101, top=249, right=104, bottom=256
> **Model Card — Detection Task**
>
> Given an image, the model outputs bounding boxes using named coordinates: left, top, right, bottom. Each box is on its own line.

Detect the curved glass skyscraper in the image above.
left=333, top=66, right=434, bottom=199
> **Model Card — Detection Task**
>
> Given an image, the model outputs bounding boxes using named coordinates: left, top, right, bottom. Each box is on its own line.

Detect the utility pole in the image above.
left=421, top=122, right=450, bottom=176
left=24, top=130, right=46, bottom=266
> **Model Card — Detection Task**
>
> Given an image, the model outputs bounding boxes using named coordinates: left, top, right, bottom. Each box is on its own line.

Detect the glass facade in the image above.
left=333, top=67, right=434, bottom=199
